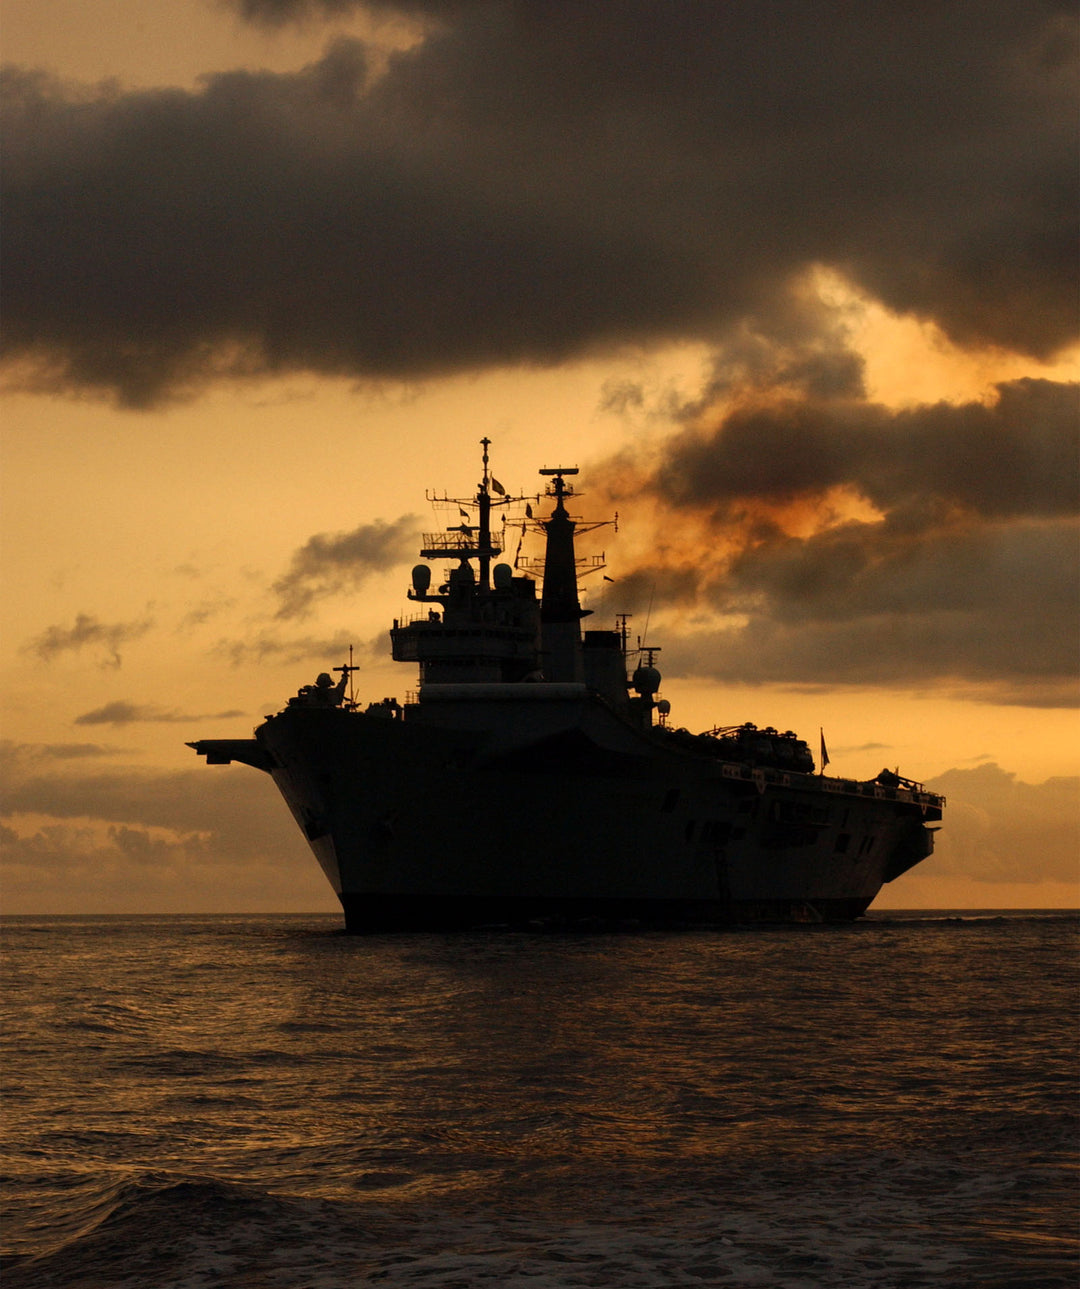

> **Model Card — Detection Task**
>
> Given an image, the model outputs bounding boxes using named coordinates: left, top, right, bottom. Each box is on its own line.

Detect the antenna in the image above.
left=641, top=584, right=655, bottom=654
left=334, top=649, right=359, bottom=709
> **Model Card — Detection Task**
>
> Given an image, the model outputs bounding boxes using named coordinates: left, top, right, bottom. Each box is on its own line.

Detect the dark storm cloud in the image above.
left=658, top=583, right=1077, bottom=708
left=594, top=379, right=1079, bottom=705
left=2, top=1, right=1076, bottom=404
left=24, top=613, right=154, bottom=667
left=645, top=379, right=1078, bottom=521
left=273, top=514, right=418, bottom=617
left=73, top=701, right=245, bottom=725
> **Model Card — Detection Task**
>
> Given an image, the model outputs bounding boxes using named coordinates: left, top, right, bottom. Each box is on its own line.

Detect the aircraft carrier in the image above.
left=191, top=441, right=944, bottom=930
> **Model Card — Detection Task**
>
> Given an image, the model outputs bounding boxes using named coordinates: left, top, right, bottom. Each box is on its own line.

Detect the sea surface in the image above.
left=1, top=912, right=1076, bottom=1288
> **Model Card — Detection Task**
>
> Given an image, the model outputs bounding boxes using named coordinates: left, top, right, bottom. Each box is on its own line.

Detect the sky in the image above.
left=2, top=0, right=1077, bottom=914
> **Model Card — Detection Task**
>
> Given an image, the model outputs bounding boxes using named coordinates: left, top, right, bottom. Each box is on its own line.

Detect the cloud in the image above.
left=924, top=763, right=1080, bottom=885
left=0, top=742, right=338, bottom=911
left=178, top=596, right=238, bottom=628
left=656, top=594, right=1077, bottom=708
left=229, top=0, right=378, bottom=25
left=0, top=806, right=326, bottom=913
left=593, top=379, right=1079, bottom=705
left=272, top=514, right=418, bottom=617
left=2, top=3, right=1075, bottom=405
left=0, top=740, right=124, bottom=764
left=72, top=702, right=246, bottom=726
left=0, top=814, right=333, bottom=913
left=226, top=0, right=461, bottom=23
left=24, top=613, right=154, bottom=667
left=642, top=379, right=1078, bottom=521
left=213, top=629, right=385, bottom=667
left=3, top=754, right=257, bottom=834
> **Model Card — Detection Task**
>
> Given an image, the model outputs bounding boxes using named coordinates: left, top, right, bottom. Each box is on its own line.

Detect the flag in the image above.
left=820, top=728, right=830, bottom=771
left=603, top=576, right=614, bottom=582
left=459, top=508, right=470, bottom=518
left=525, top=503, right=533, bottom=518
left=491, top=478, right=506, bottom=495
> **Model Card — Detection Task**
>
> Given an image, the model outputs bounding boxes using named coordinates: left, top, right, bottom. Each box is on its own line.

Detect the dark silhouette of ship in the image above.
left=191, top=441, right=944, bottom=930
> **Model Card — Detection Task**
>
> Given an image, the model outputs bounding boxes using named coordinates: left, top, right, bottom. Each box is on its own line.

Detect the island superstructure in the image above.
left=190, top=441, right=944, bottom=930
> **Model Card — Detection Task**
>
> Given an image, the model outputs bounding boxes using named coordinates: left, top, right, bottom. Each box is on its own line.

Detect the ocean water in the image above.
left=1, top=913, right=1075, bottom=1288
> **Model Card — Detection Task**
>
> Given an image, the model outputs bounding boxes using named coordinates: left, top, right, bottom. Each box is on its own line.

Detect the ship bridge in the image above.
left=391, top=440, right=543, bottom=684
left=392, top=445, right=630, bottom=701
left=391, top=577, right=541, bottom=684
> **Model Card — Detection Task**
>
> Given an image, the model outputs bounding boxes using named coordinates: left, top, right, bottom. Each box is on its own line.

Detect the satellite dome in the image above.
left=632, top=665, right=662, bottom=696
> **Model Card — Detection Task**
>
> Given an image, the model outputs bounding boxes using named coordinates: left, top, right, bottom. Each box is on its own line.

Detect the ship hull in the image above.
left=228, top=694, right=940, bottom=932
left=336, top=893, right=874, bottom=931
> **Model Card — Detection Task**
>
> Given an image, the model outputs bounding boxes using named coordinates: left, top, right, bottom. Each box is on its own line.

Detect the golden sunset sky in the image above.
left=2, top=0, right=1077, bottom=912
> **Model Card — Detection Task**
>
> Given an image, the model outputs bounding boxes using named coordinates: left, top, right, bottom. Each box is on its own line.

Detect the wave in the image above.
left=5, top=1159, right=1077, bottom=1289
left=2, top=1173, right=364, bottom=1288
left=864, top=908, right=1079, bottom=924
